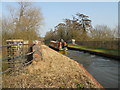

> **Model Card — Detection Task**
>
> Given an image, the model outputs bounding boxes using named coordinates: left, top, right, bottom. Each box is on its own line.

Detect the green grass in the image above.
left=68, top=44, right=119, bottom=56
left=76, top=83, right=84, bottom=88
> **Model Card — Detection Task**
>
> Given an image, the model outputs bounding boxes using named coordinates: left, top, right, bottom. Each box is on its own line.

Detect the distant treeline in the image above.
left=44, top=13, right=118, bottom=49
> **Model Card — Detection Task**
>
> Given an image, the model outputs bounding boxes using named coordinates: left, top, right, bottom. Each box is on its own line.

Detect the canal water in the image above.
left=61, top=50, right=120, bottom=88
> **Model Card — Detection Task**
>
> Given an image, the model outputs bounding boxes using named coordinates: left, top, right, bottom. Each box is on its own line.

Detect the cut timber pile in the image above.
left=3, top=45, right=103, bottom=88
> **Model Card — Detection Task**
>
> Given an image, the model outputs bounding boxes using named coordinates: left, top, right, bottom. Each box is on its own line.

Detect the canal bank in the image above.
left=49, top=44, right=119, bottom=88
left=67, top=45, right=120, bottom=60
left=3, top=45, right=103, bottom=88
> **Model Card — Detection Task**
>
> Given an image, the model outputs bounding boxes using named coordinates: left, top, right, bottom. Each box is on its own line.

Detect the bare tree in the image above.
left=2, top=2, right=43, bottom=42
left=90, top=25, right=116, bottom=41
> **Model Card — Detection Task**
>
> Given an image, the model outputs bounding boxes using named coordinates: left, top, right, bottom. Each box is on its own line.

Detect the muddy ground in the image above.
left=2, top=45, right=102, bottom=88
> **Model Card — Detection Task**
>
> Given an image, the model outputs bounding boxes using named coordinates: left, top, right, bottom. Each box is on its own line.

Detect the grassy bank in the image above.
left=68, top=44, right=119, bottom=56
left=3, top=45, right=102, bottom=88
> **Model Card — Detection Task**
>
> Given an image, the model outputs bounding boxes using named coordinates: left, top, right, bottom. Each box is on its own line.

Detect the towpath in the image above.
left=3, top=45, right=103, bottom=88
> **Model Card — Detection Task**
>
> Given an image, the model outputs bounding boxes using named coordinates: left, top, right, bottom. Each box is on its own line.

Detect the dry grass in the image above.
left=2, top=45, right=101, bottom=88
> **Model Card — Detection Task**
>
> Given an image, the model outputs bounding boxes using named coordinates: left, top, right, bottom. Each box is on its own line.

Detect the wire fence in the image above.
left=1, top=43, right=35, bottom=75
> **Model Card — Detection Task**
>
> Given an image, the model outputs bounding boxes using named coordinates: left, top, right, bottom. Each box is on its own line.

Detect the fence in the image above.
left=1, top=43, right=35, bottom=75
left=74, top=41, right=119, bottom=50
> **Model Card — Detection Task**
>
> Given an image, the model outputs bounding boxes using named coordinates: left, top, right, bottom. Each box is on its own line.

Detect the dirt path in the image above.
left=3, top=45, right=102, bottom=88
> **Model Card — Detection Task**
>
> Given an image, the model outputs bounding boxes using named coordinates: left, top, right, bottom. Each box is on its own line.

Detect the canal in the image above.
left=60, top=50, right=120, bottom=88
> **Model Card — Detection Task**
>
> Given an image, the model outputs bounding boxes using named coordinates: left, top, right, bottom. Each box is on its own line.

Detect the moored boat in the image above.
left=49, top=40, right=68, bottom=51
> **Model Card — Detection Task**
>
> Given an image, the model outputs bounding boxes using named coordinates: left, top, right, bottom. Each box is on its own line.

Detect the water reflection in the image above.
left=59, top=51, right=68, bottom=55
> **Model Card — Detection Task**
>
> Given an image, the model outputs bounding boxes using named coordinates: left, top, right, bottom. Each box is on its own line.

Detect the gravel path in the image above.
left=3, top=45, right=103, bottom=88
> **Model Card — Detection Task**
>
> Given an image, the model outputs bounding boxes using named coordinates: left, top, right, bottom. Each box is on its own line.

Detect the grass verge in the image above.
left=68, top=44, right=119, bottom=56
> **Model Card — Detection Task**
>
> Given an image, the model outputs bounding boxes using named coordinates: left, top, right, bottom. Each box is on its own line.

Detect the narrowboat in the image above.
left=49, top=41, right=68, bottom=51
